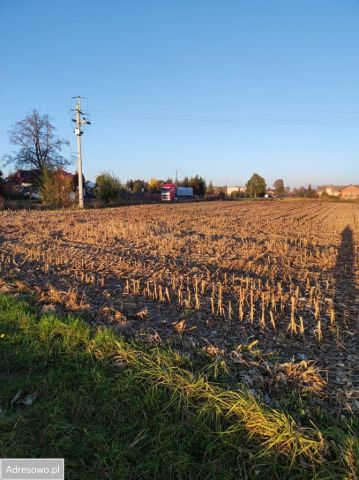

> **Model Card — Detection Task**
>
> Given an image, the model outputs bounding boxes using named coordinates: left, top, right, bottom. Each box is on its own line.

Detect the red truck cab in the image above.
left=161, top=183, right=176, bottom=202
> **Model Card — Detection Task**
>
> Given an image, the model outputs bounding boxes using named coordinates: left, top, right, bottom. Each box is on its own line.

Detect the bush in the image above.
left=95, top=172, right=121, bottom=205
left=41, top=169, right=73, bottom=207
left=231, top=191, right=244, bottom=199
left=0, top=195, right=4, bottom=210
left=319, top=192, right=338, bottom=202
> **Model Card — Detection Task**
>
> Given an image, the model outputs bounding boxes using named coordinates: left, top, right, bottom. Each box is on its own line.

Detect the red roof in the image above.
left=8, top=169, right=75, bottom=185
left=8, top=170, right=41, bottom=185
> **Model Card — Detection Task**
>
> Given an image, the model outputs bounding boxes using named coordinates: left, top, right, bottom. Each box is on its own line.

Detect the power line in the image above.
left=96, top=100, right=359, bottom=115
left=90, top=111, right=359, bottom=126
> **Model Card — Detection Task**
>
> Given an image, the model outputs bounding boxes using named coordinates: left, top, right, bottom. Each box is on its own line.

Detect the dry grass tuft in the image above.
left=271, top=360, right=326, bottom=395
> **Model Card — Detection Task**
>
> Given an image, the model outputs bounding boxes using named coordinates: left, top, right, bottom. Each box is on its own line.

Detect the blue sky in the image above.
left=0, top=0, right=358, bottom=187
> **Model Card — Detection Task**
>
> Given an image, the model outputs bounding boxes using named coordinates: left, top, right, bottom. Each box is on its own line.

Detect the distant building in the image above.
left=226, top=186, right=245, bottom=196
left=340, top=185, right=359, bottom=200
left=6, top=169, right=41, bottom=188
left=265, top=188, right=277, bottom=198
left=317, top=185, right=346, bottom=197
left=317, top=184, right=359, bottom=199
left=5, top=169, right=86, bottom=199
left=4, top=169, right=41, bottom=198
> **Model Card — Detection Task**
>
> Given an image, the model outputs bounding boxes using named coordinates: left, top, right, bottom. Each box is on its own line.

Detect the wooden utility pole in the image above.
left=72, top=97, right=91, bottom=209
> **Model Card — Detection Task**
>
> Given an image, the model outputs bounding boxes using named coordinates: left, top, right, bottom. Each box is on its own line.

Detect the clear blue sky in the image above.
left=0, top=0, right=358, bottom=188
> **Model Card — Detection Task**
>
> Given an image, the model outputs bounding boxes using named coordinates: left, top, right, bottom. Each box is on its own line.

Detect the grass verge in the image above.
left=0, top=294, right=357, bottom=479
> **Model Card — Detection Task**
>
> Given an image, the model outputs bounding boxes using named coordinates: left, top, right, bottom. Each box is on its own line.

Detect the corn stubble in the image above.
left=1, top=201, right=357, bottom=344
left=0, top=200, right=358, bottom=476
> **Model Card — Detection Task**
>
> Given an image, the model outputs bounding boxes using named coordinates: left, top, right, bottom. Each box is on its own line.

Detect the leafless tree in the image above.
left=3, top=109, right=70, bottom=173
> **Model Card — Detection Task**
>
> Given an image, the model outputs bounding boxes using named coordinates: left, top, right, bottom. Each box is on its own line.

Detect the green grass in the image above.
left=0, top=294, right=357, bottom=479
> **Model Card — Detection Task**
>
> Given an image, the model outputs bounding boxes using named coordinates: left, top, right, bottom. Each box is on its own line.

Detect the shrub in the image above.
left=231, top=191, right=244, bottom=199
left=41, top=169, right=73, bottom=207
left=95, top=172, right=121, bottom=205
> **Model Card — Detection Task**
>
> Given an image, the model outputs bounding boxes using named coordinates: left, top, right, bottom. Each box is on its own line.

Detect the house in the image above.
left=5, top=169, right=86, bottom=200
left=227, top=186, right=245, bottom=196
left=227, top=186, right=239, bottom=196
left=6, top=169, right=41, bottom=188
left=317, top=185, right=346, bottom=197
left=340, top=185, right=359, bottom=200
left=317, top=184, right=359, bottom=200
left=265, top=188, right=277, bottom=198
left=57, top=169, right=74, bottom=181
left=4, top=169, right=41, bottom=198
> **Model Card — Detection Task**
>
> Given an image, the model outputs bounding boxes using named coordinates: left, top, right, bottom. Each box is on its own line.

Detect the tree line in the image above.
left=0, top=109, right=318, bottom=206
left=241, top=175, right=316, bottom=198
left=124, top=175, right=207, bottom=196
left=94, top=174, right=207, bottom=205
